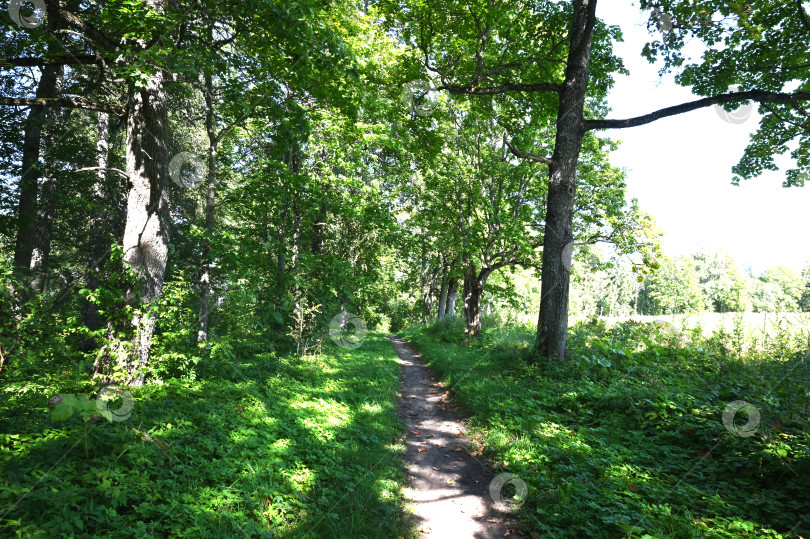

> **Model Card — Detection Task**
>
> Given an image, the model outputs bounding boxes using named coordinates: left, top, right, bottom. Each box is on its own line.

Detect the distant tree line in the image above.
left=569, top=250, right=810, bottom=317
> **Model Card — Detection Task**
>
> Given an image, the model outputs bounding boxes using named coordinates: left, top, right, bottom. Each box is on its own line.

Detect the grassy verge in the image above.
left=0, top=333, right=412, bottom=538
left=401, top=318, right=810, bottom=538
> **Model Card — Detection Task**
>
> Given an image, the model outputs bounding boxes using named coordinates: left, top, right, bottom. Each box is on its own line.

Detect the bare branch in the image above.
left=0, top=96, right=124, bottom=116
left=75, top=166, right=129, bottom=179
left=796, top=0, right=810, bottom=32
left=0, top=55, right=104, bottom=67
left=504, top=138, right=553, bottom=165
left=441, top=81, right=561, bottom=95
left=586, top=89, right=810, bottom=130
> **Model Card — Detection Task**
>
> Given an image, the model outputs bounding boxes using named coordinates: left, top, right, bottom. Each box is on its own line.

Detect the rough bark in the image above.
left=437, top=258, right=449, bottom=320
left=13, top=63, right=62, bottom=293
left=121, top=66, right=171, bottom=386
left=463, top=265, right=491, bottom=336
left=29, top=67, right=66, bottom=292
left=446, top=277, right=459, bottom=317
left=198, top=71, right=217, bottom=343
left=535, top=0, right=596, bottom=360
left=83, top=111, right=111, bottom=342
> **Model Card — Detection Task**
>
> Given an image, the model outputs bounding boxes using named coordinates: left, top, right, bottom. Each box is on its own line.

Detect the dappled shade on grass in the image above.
left=0, top=334, right=409, bottom=537
left=402, top=318, right=810, bottom=538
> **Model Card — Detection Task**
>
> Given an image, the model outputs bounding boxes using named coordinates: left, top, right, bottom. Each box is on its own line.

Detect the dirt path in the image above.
left=389, top=335, right=522, bottom=538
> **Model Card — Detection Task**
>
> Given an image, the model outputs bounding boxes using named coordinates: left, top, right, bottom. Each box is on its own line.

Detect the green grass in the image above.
left=0, top=333, right=413, bottom=538
left=401, top=318, right=810, bottom=538
left=597, top=312, right=810, bottom=342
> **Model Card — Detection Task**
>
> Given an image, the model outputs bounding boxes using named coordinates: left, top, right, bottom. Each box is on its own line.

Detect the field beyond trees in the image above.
left=2, top=0, right=810, bottom=537
left=600, top=312, right=810, bottom=340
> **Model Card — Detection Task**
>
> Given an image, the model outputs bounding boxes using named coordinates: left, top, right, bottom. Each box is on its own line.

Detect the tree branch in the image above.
left=0, top=55, right=104, bottom=67
left=75, top=166, right=129, bottom=179
left=46, top=0, right=118, bottom=52
left=0, top=96, right=124, bottom=116
left=796, top=0, right=810, bottom=32
left=504, top=137, right=553, bottom=165
left=440, top=81, right=562, bottom=95
left=586, top=90, right=810, bottom=130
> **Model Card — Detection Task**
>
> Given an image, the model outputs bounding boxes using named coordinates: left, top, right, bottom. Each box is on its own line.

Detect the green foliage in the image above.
left=640, top=256, right=705, bottom=315
left=51, top=393, right=102, bottom=422
left=149, top=269, right=203, bottom=380
left=692, top=250, right=752, bottom=313
left=639, top=1, right=810, bottom=187
left=402, top=320, right=810, bottom=538
left=4, top=1, right=810, bottom=536
left=0, top=334, right=412, bottom=538
left=755, top=266, right=805, bottom=313
left=801, top=262, right=810, bottom=312
left=425, top=315, right=467, bottom=343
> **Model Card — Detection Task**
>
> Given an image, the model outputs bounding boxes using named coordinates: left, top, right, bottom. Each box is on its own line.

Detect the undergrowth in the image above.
left=402, top=317, right=810, bottom=538
left=0, top=333, right=412, bottom=538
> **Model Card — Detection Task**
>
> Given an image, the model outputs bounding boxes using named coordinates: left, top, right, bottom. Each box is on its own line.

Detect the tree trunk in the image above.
left=291, top=195, right=301, bottom=267
left=277, top=198, right=288, bottom=291
left=121, top=66, right=170, bottom=386
left=29, top=165, right=57, bottom=292
left=312, top=199, right=327, bottom=255
left=13, top=63, right=62, bottom=294
left=464, top=266, right=491, bottom=336
left=198, top=71, right=217, bottom=343
left=446, top=277, right=458, bottom=317
left=422, top=278, right=433, bottom=324
left=422, top=260, right=440, bottom=324
left=535, top=0, right=596, bottom=361
left=437, top=258, right=449, bottom=320
left=82, top=112, right=111, bottom=343
left=29, top=68, right=66, bottom=292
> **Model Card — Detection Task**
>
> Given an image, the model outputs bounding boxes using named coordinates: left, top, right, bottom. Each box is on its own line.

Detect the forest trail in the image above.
left=389, top=336, right=522, bottom=538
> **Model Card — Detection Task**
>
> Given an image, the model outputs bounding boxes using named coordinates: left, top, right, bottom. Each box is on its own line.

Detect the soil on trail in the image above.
left=389, top=335, right=522, bottom=538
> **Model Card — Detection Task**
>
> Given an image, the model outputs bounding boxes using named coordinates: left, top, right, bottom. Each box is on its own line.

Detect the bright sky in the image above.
left=598, top=1, right=810, bottom=275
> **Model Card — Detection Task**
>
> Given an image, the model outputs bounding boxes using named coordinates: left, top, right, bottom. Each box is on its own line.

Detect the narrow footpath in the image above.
left=389, top=336, right=522, bottom=538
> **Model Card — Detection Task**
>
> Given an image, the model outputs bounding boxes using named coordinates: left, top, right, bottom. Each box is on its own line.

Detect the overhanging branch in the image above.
left=0, top=96, right=124, bottom=116
left=75, top=166, right=129, bottom=179
left=440, top=81, right=561, bottom=95
left=586, top=90, right=810, bottom=130
left=796, top=0, right=810, bottom=32
left=47, top=0, right=118, bottom=52
left=0, top=55, right=104, bottom=67
left=505, top=138, right=553, bottom=165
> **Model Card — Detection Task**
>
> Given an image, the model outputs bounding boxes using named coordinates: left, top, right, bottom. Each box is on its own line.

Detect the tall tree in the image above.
left=800, top=261, right=810, bottom=312
left=691, top=250, right=751, bottom=313
left=382, top=0, right=810, bottom=359
left=2, top=0, right=361, bottom=381
left=12, top=61, right=63, bottom=297
left=28, top=68, right=67, bottom=293
left=82, top=111, right=113, bottom=341
left=402, top=98, right=659, bottom=334
left=640, top=256, right=705, bottom=315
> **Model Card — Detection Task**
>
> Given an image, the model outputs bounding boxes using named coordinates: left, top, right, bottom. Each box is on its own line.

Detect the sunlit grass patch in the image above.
left=401, top=320, right=810, bottom=538
left=0, top=333, right=413, bottom=538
